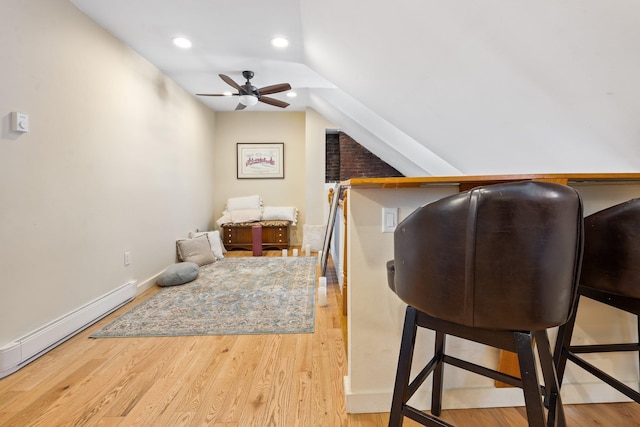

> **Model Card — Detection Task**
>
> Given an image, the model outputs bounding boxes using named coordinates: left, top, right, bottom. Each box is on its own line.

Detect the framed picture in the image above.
left=237, top=143, right=285, bottom=179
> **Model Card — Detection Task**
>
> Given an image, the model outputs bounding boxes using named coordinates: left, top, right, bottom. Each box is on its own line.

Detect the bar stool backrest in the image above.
left=582, top=198, right=640, bottom=298
left=390, top=181, right=583, bottom=331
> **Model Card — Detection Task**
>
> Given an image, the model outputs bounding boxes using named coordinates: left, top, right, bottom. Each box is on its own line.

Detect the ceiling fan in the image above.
left=196, top=70, right=292, bottom=110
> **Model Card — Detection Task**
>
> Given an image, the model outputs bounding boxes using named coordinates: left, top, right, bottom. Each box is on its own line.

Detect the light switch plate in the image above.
left=11, top=112, right=29, bottom=133
left=382, top=208, right=398, bottom=233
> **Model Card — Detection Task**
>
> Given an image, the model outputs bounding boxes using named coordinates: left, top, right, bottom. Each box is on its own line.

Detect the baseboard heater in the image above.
left=0, top=281, right=137, bottom=379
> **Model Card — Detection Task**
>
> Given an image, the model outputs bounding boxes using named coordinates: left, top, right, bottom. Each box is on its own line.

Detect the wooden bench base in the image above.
left=222, top=222, right=289, bottom=251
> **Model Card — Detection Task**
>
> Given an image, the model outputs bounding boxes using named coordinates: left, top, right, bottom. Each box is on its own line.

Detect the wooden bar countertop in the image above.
left=344, top=172, right=640, bottom=190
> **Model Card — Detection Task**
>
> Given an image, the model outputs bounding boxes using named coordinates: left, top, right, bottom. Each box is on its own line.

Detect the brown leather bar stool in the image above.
left=554, top=198, right=640, bottom=403
left=387, top=181, right=583, bottom=427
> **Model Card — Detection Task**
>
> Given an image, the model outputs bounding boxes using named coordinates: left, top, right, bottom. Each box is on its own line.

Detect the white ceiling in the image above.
left=71, top=0, right=640, bottom=176
left=70, top=0, right=332, bottom=113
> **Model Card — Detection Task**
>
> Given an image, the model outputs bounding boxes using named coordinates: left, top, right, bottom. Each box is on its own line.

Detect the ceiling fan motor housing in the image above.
left=240, top=84, right=258, bottom=96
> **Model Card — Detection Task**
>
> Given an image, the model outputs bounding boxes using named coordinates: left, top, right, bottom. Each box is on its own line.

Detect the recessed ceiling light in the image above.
left=286, top=92, right=297, bottom=98
left=223, top=92, right=233, bottom=96
left=271, top=37, right=289, bottom=48
left=172, top=36, right=192, bottom=49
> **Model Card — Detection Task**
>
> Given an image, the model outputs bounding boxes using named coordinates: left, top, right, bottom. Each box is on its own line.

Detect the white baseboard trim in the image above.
left=0, top=281, right=136, bottom=379
left=136, top=272, right=161, bottom=294
left=344, top=375, right=634, bottom=413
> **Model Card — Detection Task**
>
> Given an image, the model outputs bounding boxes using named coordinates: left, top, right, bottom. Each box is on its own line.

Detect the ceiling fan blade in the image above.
left=235, top=103, right=247, bottom=111
left=219, top=74, right=242, bottom=91
left=195, top=93, right=237, bottom=97
left=259, top=96, right=289, bottom=108
left=258, top=83, right=292, bottom=95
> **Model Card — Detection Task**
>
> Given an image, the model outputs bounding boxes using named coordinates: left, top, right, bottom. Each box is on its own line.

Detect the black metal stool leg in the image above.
left=430, top=331, right=446, bottom=417
left=637, top=314, right=640, bottom=393
left=389, top=306, right=419, bottom=427
left=515, top=331, right=546, bottom=427
left=554, top=294, right=581, bottom=386
left=535, top=331, right=566, bottom=427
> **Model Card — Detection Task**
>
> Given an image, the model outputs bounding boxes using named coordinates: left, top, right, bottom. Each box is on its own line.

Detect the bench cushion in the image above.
left=223, top=220, right=290, bottom=227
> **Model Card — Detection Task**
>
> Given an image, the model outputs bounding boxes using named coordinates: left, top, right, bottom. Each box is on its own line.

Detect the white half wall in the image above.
left=345, top=182, right=640, bottom=413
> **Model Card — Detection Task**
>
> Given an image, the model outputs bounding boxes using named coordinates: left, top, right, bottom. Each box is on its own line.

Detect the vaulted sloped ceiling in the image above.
left=72, top=0, right=640, bottom=176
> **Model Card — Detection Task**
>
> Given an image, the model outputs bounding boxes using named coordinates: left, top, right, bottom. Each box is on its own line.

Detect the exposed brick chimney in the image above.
left=325, top=132, right=404, bottom=182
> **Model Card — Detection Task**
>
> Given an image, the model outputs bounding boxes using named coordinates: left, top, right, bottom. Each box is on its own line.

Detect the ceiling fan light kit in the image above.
left=238, top=94, right=259, bottom=106
left=196, top=70, right=291, bottom=110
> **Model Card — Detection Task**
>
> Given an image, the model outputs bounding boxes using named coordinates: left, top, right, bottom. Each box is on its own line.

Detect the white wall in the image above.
left=344, top=182, right=640, bottom=413
left=305, top=108, right=336, bottom=226
left=0, top=0, right=217, bottom=346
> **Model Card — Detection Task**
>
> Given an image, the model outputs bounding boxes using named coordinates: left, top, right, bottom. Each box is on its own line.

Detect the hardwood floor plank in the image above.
left=285, top=334, right=314, bottom=426
left=155, top=411, right=194, bottom=427
left=24, top=360, right=125, bottom=427
left=189, top=377, right=234, bottom=425
left=151, top=340, right=231, bottom=426
left=236, top=335, right=281, bottom=425
left=162, top=336, right=216, bottom=379
left=328, top=328, right=348, bottom=426
left=0, top=358, right=105, bottom=426
left=286, top=370, right=313, bottom=427
left=311, top=354, right=332, bottom=427
left=349, top=412, right=387, bottom=427
left=174, top=335, right=235, bottom=413
left=564, top=401, right=640, bottom=426
left=215, top=335, right=268, bottom=423
left=215, top=334, right=264, bottom=380
left=0, top=390, right=22, bottom=413
left=96, top=338, right=183, bottom=418
left=260, top=356, right=295, bottom=426
left=119, top=377, right=184, bottom=425
left=436, top=406, right=528, bottom=426
left=95, top=416, right=125, bottom=426
left=89, top=337, right=160, bottom=377
left=277, top=333, right=298, bottom=359
left=313, top=298, right=330, bottom=357
left=293, top=332, right=313, bottom=375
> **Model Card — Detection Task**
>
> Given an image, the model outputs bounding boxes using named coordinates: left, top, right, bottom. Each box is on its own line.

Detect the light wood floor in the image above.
left=1, top=249, right=639, bottom=426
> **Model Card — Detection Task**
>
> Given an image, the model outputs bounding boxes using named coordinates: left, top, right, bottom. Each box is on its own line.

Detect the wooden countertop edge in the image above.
left=343, top=173, right=640, bottom=188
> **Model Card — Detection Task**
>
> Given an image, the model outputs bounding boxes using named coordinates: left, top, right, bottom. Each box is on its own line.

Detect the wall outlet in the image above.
left=124, top=251, right=131, bottom=266
left=382, top=208, right=398, bottom=233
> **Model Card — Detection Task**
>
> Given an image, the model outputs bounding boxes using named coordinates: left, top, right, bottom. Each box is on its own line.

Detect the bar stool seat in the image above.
left=554, top=198, right=640, bottom=403
left=387, top=181, right=583, bottom=427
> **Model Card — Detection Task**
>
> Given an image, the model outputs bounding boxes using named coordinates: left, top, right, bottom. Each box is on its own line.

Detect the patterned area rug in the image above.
left=91, top=257, right=317, bottom=337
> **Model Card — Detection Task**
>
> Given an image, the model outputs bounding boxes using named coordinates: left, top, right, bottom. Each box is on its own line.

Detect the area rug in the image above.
left=91, top=257, right=317, bottom=338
